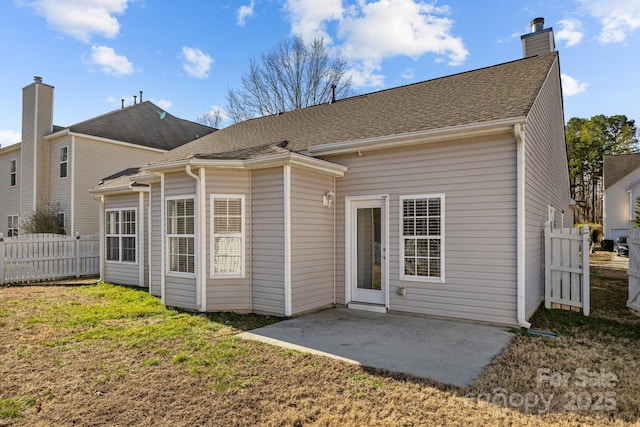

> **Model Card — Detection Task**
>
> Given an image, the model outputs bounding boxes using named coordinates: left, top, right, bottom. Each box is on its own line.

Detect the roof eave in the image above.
left=146, top=152, right=348, bottom=177
left=44, top=129, right=168, bottom=153
left=90, top=182, right=150, bottom=195
left=306, top=117, right=527, bottom=156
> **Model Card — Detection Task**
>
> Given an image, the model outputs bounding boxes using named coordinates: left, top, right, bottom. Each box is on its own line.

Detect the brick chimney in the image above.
left=21, top=76, right=54, bottom=212
left=521, top=17, right=556, bottom=58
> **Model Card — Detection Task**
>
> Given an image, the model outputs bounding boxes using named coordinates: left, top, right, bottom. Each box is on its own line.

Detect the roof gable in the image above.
left=604, top=153, right=640, bottom=190
left=150, top=52, right=558, bottom=166
left=61, top=101, right=215, bottom=150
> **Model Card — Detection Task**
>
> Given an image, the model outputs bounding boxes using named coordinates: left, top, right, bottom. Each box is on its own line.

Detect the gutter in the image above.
left=144, top=152, right=348, bottom=177
left=514, top=123, right=531, bottom=329
left=307, top=117, right=526, bottom=156
left=185, top=164, right=206, bottom=312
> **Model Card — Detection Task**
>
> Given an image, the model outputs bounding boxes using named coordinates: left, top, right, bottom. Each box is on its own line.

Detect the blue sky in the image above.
left=1, top=0, right=639, bottom=147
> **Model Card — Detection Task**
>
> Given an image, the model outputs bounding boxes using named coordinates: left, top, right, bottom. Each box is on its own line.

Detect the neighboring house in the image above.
left=0, top=78, right=215, bottom=237
left=91, top=19, right=572, bottom=327
left=603, top=153, right=640, bottom=241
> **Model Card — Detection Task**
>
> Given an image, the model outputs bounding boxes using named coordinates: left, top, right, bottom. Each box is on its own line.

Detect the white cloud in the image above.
left=556, top=19, right=584, bottom=47
left=153, top=99, right=173, bottom=110
left=347, top=62, right=385, bottom=87
left=579, top=0, right=640, bottom=43
left=339, top=1, right=468, bottom=65
left=401, top=68, right=414, bottom=80
left=0, top=129, right=21, bottom=146
left=182, top=46, right=213, bottom=79
left=84, top=45, right=134, bottom=76
left=237, top=1, right=255, bottom=26
left=23, top=0, right=130, bottom=43
left=285, top=0, right=468, bottom=87
left=285, top=0, right=343, bottom=43
left=562, top=73, right=588, bottom=96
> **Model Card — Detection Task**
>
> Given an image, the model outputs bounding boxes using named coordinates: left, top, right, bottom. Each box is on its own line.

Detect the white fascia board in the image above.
left=0, top=143, right=21, bottom=155
left=44, top=129, right=168, bottom=153
left=307, top=117, right=527, bottom=156
left=89, top=182, right=150, bottom=195
left=147, top=153, right=348, bottom=177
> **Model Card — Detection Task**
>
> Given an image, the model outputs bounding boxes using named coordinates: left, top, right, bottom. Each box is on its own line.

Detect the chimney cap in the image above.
left=530, top=17, right=545, bottom=33
left=34, top=76, right=43, bottom=83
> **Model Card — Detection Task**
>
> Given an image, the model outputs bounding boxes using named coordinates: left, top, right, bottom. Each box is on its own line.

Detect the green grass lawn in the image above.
left=1, top=269, right=639, bottom=426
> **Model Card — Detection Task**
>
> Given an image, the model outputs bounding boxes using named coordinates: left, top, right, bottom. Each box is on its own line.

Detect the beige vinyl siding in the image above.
left=103, top=194, right=142, bottom=286
left=48, top=135, right=73, bottom=234
left=72, top=136, right=166, bottom=235
left=20, top=85, right=35, bottom=214
left=142, top=192, right=150, bottom=288
left=251, top=167, right=286, bottom=315
left=163, top=172, right=197, bottom=310
left=149, top=184, right=162, bottom=297
left=204, top=169, right=251, bottom=311
left=522, top=32, right=554, bottom=58
left=0, top=148, right=21, bottom=236
left=330, top=134, right=519, bottom=325
left=290, top=168, right=335, bottom=314
left=523, top=57, right=572, bottom=319
left=20, top=84, right=52, bottom=215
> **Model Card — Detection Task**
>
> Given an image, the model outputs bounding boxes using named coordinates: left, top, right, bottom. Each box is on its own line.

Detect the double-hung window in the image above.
left=166, top=197, right=195, bottom=274
left=7, top=215, right=19, bottom=237
left=10, top=159, right=17, bottom=187
left=400, top=194, right=444, bottom=281
left=60, top=146, right=68, bottom=178
left=210, top=195, right=244, bottom=276
left=105, top=209, right=136, bottom=262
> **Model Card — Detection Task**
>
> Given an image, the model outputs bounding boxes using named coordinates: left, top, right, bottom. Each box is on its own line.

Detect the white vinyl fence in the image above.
left=544, top=223, right=590, bottom=315
left=0, top=233, right=99, bottom=285
left=627, top=229, right=640, bottom=313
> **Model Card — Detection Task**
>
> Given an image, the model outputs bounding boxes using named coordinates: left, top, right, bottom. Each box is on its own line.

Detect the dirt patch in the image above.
left=1, top=281, right=638, bottom=426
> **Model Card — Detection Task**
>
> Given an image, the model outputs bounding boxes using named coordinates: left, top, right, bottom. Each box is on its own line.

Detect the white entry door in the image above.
left=348, top=198, right=387, bottom=305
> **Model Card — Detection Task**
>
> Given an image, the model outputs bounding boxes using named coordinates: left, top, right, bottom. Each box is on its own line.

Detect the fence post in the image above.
left=75, top=232, right=81, bottom=278
left=582, top=225, right=590, bottom=316
left=0, top=233, right=4, bottom=286
left=544, top=221, right=551, bottom=309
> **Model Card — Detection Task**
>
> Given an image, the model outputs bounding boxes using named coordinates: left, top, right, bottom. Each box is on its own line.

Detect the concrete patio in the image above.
left=238, top=308, right=514, bottom=387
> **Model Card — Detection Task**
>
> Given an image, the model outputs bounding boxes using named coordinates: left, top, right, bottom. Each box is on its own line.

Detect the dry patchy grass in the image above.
left=1, top=270, right=639, bottom=426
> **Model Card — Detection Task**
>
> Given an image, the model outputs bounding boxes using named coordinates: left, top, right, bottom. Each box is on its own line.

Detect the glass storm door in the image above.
left=350, top=199, right=386, bottom=305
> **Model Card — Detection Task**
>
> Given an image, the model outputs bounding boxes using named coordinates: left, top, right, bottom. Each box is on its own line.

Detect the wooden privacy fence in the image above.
left=0, top=233, right=99, bottom=285
left=627, top=229, right=640, bottom=313
left=544, top=223, right=590, bottom=315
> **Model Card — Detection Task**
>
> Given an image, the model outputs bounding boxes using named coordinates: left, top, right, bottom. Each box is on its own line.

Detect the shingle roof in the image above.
left=149, top=52, right=558, bottom=166
left=63, top=101, right=216, bottom=150
left=603, top=153, right=640, bottom=190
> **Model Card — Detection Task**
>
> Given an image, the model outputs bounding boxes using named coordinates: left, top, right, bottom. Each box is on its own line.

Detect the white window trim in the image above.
left=57, top=211, right=66, bottom=235
left=210, top=194, right=245, bottom=278
left=399, top=193, right=445, bottom=283
left=10, top=159, right=17, bottom=187
left=60, top=146, right=69, bottom=179
left=165, top=195, right=196, bottom=277
left=7, top=215, right=19, bottom=237
left=105, top=207, right=138, bottom=264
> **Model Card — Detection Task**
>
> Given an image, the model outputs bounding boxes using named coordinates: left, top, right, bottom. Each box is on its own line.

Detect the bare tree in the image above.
left=226, top=36, right=355, bottom=123
left=20, top=199, right=65, bottom=234
left=195, top=108, right=224, bottom=129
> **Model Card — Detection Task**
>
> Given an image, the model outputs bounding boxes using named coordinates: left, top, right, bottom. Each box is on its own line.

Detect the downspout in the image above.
left=98, top=195, right=105, bottom=282
left=198, top=167, right=207, bottom=311
left=332, top=176, right=337, bottom=306
left=514, top=123, right=531, bottom=328
left=284, top=165, right=292, bottom=316
left=249, top=172, right=253, bottom=311
left=160, top=173, right=166, bottom=304
left=138, top=191, right=145, bottom=288
left=185, top=164, right=205, bottom=312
